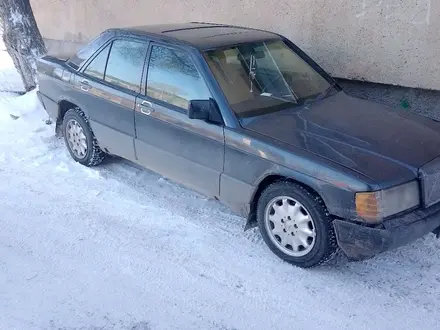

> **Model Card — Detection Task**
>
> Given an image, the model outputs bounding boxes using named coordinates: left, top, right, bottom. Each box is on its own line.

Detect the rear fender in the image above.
left=55, top=94, right=90, bottom=136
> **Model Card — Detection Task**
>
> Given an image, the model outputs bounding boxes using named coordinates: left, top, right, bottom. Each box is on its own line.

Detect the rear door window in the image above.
left=146, top=45, right=211, bottom=110
left=104, top=40, right=148, bottom=93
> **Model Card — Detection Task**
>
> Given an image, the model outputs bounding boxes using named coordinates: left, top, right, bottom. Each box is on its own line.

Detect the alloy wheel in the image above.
left=264, top=196, right=317, bottom=257
left=66, top=119, right=88, bottom=159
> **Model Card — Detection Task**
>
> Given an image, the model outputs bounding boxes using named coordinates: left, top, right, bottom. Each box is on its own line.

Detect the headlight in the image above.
left=355, top=181, right=420, bottom=223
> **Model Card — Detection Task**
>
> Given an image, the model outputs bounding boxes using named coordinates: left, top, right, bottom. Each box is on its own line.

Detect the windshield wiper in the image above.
left=260, top=93, right=297, bottom=104
left=315, top=81, right=337, bottom=102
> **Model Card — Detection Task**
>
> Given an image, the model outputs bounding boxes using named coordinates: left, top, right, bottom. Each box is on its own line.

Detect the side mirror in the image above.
left=188, top=98, right=222, bottom=124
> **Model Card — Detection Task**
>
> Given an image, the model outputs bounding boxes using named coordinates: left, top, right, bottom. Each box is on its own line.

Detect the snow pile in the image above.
left=1, top=49, right=440, bottom=330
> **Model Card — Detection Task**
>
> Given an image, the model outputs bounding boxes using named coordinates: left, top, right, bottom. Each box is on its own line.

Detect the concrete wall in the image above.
left=30, top=0, right=440, bottom=90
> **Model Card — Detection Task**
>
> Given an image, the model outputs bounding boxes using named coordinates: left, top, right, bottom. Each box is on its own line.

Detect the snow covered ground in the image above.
left=1, top=47, right=440, bottom=330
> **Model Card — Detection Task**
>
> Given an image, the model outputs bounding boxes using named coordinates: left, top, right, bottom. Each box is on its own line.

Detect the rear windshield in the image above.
left=67, top=32, right=111, bottom=70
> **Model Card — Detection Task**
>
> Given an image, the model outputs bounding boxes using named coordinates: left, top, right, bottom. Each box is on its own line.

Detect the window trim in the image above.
left=67, top=31, right=112, bottom=71
left=143, top=41, right=215, bottom=114
left=80, top=40, right=112, bottom=79
left=82, top=41, right=112, bottom=81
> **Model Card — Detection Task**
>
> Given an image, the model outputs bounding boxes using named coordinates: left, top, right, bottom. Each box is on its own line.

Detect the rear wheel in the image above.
left=257, top=181, right=337, bottom=268
left=62, top=108, right=105, bottom=166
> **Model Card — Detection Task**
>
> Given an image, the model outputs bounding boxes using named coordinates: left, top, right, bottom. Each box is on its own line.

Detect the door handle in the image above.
left=80, top=79, right=90, bottom=92
left=139, top=100, right=155, bottom=115
left=140, top=107, right=154, bottom=115
left=141, top=100, right=153, bottom=108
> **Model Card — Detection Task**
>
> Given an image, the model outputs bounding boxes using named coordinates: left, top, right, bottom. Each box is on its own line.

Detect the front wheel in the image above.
left=257, top=181, right=337, bottom=268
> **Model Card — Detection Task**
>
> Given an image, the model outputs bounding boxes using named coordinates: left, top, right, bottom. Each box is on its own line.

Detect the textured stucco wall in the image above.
left=30, top=0, right=440, bottom=90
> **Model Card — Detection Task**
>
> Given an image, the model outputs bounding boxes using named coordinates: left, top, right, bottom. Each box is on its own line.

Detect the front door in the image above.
left=134, top=43, right=224, bottom=198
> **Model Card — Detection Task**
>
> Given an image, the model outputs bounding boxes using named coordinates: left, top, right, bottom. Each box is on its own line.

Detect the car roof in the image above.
left=108, top=22, right=281, bottom=50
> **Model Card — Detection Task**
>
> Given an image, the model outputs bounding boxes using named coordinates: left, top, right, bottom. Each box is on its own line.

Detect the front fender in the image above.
left=254, top=165, right=360, bottom=220
left=223, top=128, right=372, bottom=229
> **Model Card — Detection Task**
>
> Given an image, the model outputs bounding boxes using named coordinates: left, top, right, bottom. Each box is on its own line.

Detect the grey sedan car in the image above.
left=37, top=22, right=440, bottom=268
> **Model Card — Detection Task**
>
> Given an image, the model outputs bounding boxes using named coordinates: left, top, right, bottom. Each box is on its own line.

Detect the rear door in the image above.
left=75, top=38, right=149, bottom=161
left=134, top=43, right=225, bottom=198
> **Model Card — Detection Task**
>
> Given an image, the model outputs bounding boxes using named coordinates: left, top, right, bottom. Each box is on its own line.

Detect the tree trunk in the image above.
left=0, top=0, right=46, bottom=92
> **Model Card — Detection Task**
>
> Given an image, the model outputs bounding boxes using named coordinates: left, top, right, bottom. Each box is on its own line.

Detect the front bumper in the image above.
left=333, top=202, right=440, bottom=261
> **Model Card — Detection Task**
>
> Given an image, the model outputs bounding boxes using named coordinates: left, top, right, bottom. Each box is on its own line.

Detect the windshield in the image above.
left=204, top=39, right=334, bottom=118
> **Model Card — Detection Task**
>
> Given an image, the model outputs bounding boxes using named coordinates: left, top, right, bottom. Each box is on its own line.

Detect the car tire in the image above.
left=62, top=108, right=106, bottom=167
left=257, top=181, right=337, bottom=268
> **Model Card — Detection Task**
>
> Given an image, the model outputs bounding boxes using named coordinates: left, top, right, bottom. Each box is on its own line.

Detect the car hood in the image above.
left=241, top=92, right=440, bottom=184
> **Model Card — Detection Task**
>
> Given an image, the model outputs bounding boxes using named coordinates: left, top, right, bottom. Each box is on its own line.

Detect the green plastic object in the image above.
left=400, top=99, right=410, bottom=109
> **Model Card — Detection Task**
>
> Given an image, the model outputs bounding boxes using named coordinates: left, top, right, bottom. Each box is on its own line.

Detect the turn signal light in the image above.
left=355, top=192, right=380, bottom=223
